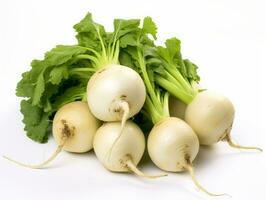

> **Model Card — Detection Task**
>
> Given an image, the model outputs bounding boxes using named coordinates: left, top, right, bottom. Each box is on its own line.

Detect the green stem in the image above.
left=155, top=75, right=194, bottom=104
left=166, top=65, right=195, bottom=95
left=165, top=71, right=186, bottom=91
left=110, top=21, right=121, bottom=61
left=69, top=68, right=95, bottom=73
left=94, top=24, right=107, bottom=59
left=137, top=51, right=162, bottom=111
left=144, top=95, right=162, bottom=124
left=163, top=92, right=170, bottom=117
left=112, top=40, right=120, bottom=64
left=74, top=55, right=100, bottom=67
left=77, top=46, right=101, bottom=58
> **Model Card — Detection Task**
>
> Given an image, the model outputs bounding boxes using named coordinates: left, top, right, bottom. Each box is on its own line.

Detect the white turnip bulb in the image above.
left=87, top=64, right=146, bottom=122
left=148, top=117, right=223, bottom=196
left=185, top=90, right=262, bottom=151
left=4, top=101, right=101, bottom=168
left=93, top=120, right=166, bottom=178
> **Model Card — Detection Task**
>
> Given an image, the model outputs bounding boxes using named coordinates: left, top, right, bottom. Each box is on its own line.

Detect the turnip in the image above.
left=185, top=91, right=236, bottom=145
left=166, top=88, right=262, bottom=151
left=93, top=120, right=166, bottom=178
left=4, top=101, right=100, bottom=168
left=73, top=15, right=146, bottom=147
left=185, top=90, right=263, bottom=150
left=148, top=117, right=223, bottom=196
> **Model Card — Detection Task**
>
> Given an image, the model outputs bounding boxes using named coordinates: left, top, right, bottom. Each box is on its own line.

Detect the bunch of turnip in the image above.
left=118, top=17, right=262, bottom=195
left=5, top=14, right=164, bottom=178
left=6, top=12, right=262, bottom=197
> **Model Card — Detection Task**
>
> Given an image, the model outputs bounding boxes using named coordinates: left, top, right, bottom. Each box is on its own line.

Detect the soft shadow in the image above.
left=194, top=143, right=263, bottom=171
left=193, top=145, right=219, bottom=170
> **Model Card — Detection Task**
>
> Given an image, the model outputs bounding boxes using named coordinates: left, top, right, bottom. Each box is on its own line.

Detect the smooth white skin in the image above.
left=169, top=96, right=187, bottom=119
left=148, top=117, right=199, bottom=172
left=93, top=120, right=145, bottom=172
left=53, top=101, right=101, bottom=153
left=87, top=64, right=146, bottom=121
left=185, top=90, right=235, bottom=145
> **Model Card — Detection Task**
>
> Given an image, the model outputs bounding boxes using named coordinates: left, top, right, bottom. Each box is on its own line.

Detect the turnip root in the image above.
left=93, top=120, right=166, bottom=178
left=4, top=101, right=100, bottom=168
left=148, top=117, right=223, bottom=196
left=185, top=90, right=262, bottom=151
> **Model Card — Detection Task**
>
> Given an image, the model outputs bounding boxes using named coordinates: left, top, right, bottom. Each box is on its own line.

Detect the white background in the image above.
left=0, top=0, right=265, bottom=199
